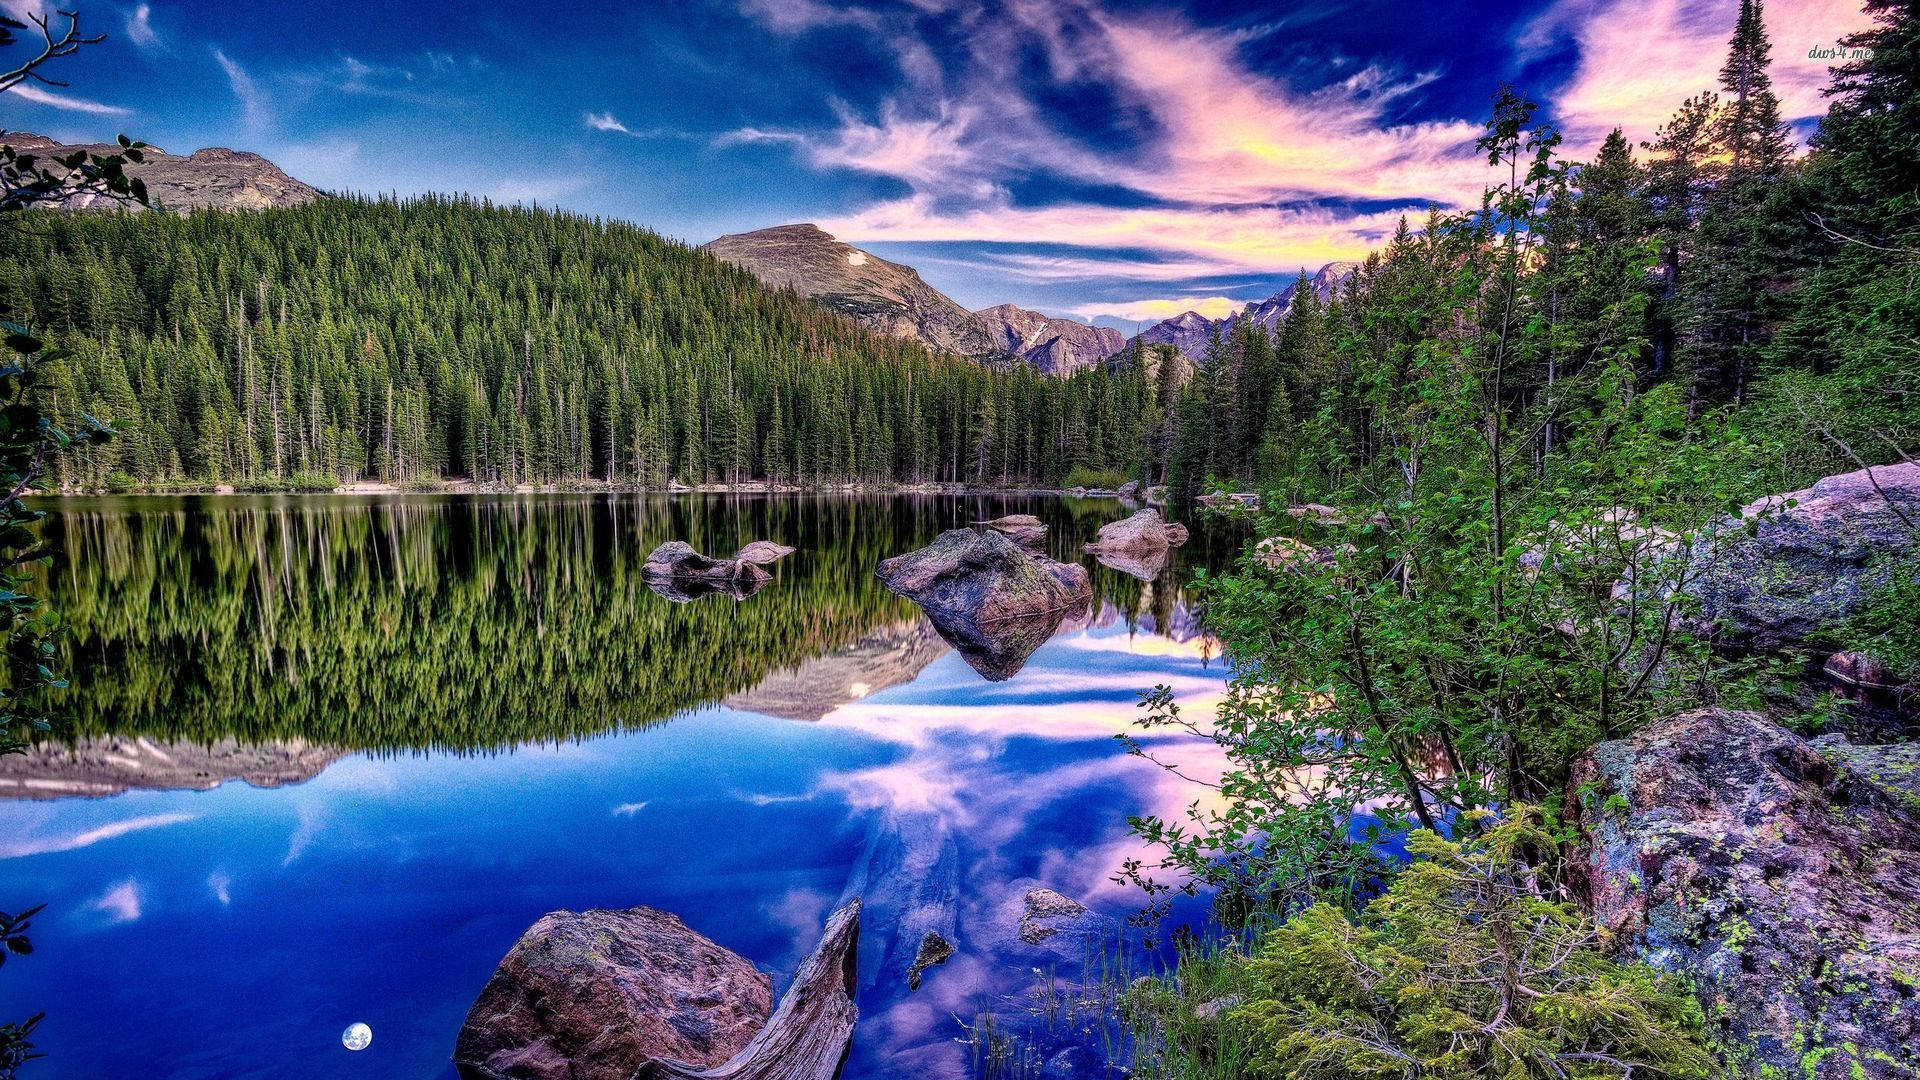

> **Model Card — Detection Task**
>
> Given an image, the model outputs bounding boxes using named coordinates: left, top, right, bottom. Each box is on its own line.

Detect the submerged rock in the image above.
left=456, top=902, right=862, bottom=1080
left=1018, top=888, right=1091, bottom=946
left=877, top=527, right=1090, bottom=625
left=454, top=906, right=773, bottom=1079
left=906, top=932, right=954, bottom=991
left=1568, top=708, right=1920, bottom=1079
left=645, top=573, right=773, bottom=604
left=1688, top=462, right=1919, bottom=653
left=1083, top=509, right=1188, bottom=557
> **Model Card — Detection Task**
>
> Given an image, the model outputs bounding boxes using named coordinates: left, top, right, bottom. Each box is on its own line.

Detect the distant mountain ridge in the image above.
left=975, top=303, right=1124, bottom=376
left=1129, top=261, right=1358, bottom=365
left=1, top=131, right=320, bottom=212
left=703, top=223, right=1121, bottom=375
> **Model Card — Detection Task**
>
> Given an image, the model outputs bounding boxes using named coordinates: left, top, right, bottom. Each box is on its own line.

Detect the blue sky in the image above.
left=0, top=0, right=1867, bottom=331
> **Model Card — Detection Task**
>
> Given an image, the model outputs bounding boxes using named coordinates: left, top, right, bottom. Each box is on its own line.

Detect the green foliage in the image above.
left=36, top=494, right=1209, bottom=752
left=0, top=198, right=1155, bottom=491
left=1061, top=465, right=1131, bottom=490
left=1826, top=558, right=1920, bottom=681
left=1226, top=812, right=1713, bottom=1080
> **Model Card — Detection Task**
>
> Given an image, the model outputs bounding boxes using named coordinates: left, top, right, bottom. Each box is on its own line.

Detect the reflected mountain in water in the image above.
left=724, top=619, right=948, bottom=721
left=34, top=494, right=1234, bottom=755
left=0, top=735, right=339, bottom=800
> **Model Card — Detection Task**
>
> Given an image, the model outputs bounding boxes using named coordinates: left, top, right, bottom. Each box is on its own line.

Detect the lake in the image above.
left=0, top=493, right=1239, bottom=1079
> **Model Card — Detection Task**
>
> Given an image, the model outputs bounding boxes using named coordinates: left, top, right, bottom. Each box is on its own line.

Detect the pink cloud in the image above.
left=1528, top=0, right=1874, bottom=149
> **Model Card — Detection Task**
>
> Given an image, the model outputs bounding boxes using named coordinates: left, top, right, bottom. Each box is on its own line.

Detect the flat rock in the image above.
left=973, top=514, right=1048, bottom=554
left=1083, top=509, right=1188, bottom=557
left=1568, top=708, right=1920, bottom=1079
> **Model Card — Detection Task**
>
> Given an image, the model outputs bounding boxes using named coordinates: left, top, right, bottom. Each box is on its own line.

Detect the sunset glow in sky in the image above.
left=0, top=0, right=1871, bottom=329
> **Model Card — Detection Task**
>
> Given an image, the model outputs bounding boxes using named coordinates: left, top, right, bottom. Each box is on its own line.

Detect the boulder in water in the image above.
left=453, top=906, right=772, bottom=1079
left=877, top=527, right=1090, bottom=624
left=972, top=514, right=1048, bottom=554
left=456, top=902, right=862, bottom=1080
left=1083, top=509, right=1188, bottom=557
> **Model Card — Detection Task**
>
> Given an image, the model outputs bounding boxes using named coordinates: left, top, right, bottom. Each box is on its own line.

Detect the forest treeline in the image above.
left=0, top=197, right=1155, bottom=489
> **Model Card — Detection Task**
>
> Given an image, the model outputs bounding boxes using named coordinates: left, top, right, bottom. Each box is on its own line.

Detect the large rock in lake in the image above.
left=454, top=907, right=772, bottom=1079
left=1568, top=709, right=1920, bottom=1079
left=1689, top=462, right=1919, bottom=653
left=457, top=902, right=862, bottom=1080
left=877, top=527, right=1090, bottom=624
left=1083, top=509, right=1188, bottom=556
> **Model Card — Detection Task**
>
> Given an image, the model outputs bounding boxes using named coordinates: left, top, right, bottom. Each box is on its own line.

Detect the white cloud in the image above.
left=125, top=3, right=159, bottom=48
left=89, top=879, right=143, bottom=923
left=208, top=870, right=232, bottom=906
left=611, top=801, right=648, bottom=816
left=212, top=46, right=269, bottom=129
left=1076, top=296, right=1247, bottom=323
left=586, top=110, right=631, bottom=134
left=0, top=812, right=195, bottom=858
left=5, top=83, right=132, bottom=115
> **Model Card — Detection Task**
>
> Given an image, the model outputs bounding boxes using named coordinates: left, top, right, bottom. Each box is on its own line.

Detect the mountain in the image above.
left=702, top=223, right=1001, bottom=360
left=975, top=303, right=1125, bottom=376
left=1127, top=261, right=1358, bottom=365
left=1, top=131, right=320, bottom=212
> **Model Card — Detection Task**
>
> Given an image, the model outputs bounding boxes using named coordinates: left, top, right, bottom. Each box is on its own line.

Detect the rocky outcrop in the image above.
left=975, top=304, right=1124, bottom=376
left=456, top=902, right=861, bottom=1080
left=1689, top=462, right=1918, bottom=653
left=702, top=224, right=1000, bottom=360
left=0, top=735, right=339, bottom=800
left=906, top=932, right=953, bottom=991
left=455, top=907, right=773, bottom=1079
left=1568, top=709, right=1920, bottom=1080
left=643, top=541, right=794, bottom=596
left=2, top=132, right=320, bottom=212
left=1084, top=509, right=1188, bottom=558
left=974, top=514, right=1048, bottom=554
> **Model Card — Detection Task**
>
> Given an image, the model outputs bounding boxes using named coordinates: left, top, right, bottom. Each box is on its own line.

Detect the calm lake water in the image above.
left=0, top=494, right=1239, bottom=1079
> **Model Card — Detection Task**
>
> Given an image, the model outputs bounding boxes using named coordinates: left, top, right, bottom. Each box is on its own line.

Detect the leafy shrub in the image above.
left=1062, top=465, right=1132, bottom=490
left=1126, top=811, right=1713, bottom=1080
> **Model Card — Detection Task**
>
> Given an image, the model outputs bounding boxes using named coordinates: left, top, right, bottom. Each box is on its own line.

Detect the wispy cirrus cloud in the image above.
left=212, top=46, right=270, bottom=129
left=125, top=3, right=160, bottom=49
left=731, top=0, right=1486, bottom=284
left=0, top=811, right=195, bottom=858
left=5, top=83, right=132, bottom=115
left=1526, top=0, right=1874, bottom=148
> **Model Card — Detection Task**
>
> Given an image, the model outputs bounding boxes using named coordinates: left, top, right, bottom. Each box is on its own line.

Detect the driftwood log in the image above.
left=639, top=899, right=862, bottom=1080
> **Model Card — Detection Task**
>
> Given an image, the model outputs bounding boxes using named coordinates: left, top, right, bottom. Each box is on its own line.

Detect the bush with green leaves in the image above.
left=1127, top=812, right=1713, bottom=1080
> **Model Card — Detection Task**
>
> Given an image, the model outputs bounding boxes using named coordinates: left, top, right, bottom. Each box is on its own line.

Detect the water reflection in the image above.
left=0, top=493, right=1240, bottom=1080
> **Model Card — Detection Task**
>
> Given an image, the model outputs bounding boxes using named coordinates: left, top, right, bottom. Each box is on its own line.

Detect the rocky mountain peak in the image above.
left=975, top=303, right=1124, bottom=376
left=0, top=131, right=320, bottom=212
left=702, top=223, right=1001, bottom=360
left=1126, top=261, right=1357, bottom=367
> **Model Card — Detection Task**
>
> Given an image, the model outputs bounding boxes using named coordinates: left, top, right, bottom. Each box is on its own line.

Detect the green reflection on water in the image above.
left=33, top=494, right=1213, bottom=752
